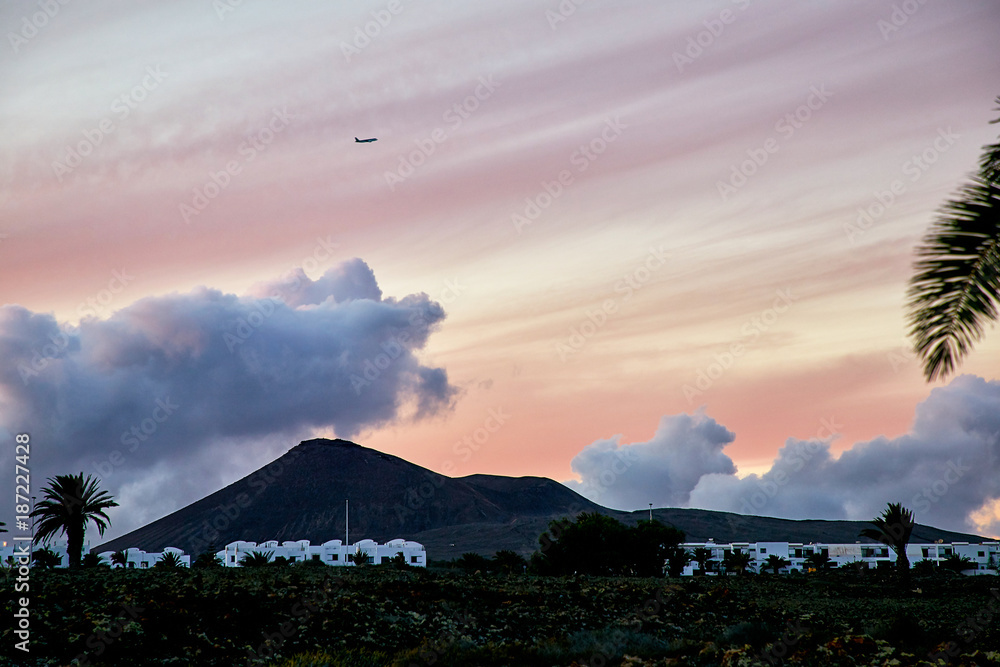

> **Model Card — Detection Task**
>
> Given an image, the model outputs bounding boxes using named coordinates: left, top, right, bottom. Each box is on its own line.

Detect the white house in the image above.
left=0, top=540, right=88, bottom=568
left=95, top=546, right=191, bottom=569
left=679, top=540, right=1000, bottom=576
left=217, top=538, right=427, bottom=568
left=0, top=540, right=192, bottom=569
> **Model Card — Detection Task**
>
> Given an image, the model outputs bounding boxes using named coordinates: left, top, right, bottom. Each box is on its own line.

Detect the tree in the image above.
left=111, top=549, right=129, bottom=568
left=240, top=550, right=274, bottom=567
left=907, top=95, right=1000, bottom=380
left=804, top=552, right=833, bottom=572
left=491, top=550, right=526, bottom=574
left=723, top=550, right=753, bottom=576
left=692, top=547, right=713, bottom=574
left=940, top=554, right=976, bottom=574
left=860, top=502, right=915, bottom=577
left=454, top=552, right=491, bottom=572
left=29, top=473, right=118, bottom=569
left=155, top=551, right=185, bottom=569
left=82, top=553, right=107, bottom=569
left=536, top=512, right=631, bottom=576
left=349, top=547, right=371, bottom=567
left=764, top=554, right=790, bottom=575
left=32, top=547, right=62, bottom=569
left=631, top=519, right=686, bottom=577
left=665, top=547, right=691, bottom=578
left=192, top=550, right=224, bottom=569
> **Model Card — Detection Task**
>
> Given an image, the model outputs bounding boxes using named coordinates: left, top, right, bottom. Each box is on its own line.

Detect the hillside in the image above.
left=95, top=438, right=987, bottom=560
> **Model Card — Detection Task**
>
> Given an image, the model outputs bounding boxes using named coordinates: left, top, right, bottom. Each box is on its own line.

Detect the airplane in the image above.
left=355, top=137, right=377, bottom=143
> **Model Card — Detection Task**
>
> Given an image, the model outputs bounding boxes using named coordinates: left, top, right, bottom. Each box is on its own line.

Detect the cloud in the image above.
left=564, top=410, right=738, bottom=509
left=566, top=376, right=1000, bottom=536
left=0, top=259, right=457, bottom=539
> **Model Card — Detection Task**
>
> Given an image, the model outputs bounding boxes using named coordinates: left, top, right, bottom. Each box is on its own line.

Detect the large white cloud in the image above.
left=0, top=259, right=457, bottom=539
left=564, top=410, right=738, bottom=509
left=567, top=376, right=1000, bottom=536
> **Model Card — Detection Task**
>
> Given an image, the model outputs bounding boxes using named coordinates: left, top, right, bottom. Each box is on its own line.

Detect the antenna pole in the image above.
left=346, top=499, right=349, bottom=546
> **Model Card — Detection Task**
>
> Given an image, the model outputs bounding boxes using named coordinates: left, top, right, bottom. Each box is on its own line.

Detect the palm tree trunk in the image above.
left=67, top=523, right=84, bottom=569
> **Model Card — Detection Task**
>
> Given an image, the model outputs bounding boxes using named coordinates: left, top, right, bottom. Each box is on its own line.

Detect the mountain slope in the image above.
left=95, top=438, right=988, bottom=559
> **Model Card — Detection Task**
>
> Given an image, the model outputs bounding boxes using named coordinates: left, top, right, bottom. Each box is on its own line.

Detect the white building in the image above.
left=679, top=540, right=1000, bottom=576
left=0, top=540, right=192, bottom=568
left=95, top=546, right=191, bottom=569
left=217, top=538, right=426, bottom=567
left=1, top=540, right=89, bottom=568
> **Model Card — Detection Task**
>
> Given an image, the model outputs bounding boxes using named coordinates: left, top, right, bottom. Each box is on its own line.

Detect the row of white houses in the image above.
left=0, top=538, right=426, bottom=569
left=679, top=540, right=1000, bottom=575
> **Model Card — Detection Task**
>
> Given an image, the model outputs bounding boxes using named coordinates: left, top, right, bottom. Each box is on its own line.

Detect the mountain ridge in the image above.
left=95, top=438, right=988, bottom=559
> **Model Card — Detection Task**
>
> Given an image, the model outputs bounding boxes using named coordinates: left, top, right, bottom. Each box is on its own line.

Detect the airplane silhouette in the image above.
left=355, top=137, right=377, bottom=143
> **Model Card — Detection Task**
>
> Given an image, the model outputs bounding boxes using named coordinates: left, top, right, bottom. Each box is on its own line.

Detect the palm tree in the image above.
left=32, top=547, right=62, bottom=569
left=240, top=550, right=274, bottom=567
left=192, top=551, right=224, bottom=569
left=111, top=549, right=129, bottom=568
left=804, top=552, right=833, bottom=572
left=860, top=502, right=914, bottom=576
left=29, top=473, right=118, bottom=569
left=350, top=547, right=371, bottom=567
left=940, top=554, right=976, bottom=574
left=692, top=547, right=713, bottom=574
left=155, top=551, right=184, bottom=569
left=764, top=554, right=790, bottom=575
left=907, top=95, right=1000, bottom=380
left=723, top=550, right=753, bottom=576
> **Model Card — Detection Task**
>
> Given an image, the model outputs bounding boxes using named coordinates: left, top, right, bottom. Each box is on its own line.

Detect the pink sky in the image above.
left=2, top=0, right=1000, bottom=541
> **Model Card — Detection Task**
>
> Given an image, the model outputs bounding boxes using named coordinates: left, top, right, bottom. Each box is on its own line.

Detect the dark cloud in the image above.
left=0, top=259, right=457, bottom=539
left=567, top=376, right=1000, bottom=536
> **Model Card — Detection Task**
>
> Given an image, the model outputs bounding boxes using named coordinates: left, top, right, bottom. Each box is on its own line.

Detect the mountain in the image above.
left=95, top=438, right=987, bottom=560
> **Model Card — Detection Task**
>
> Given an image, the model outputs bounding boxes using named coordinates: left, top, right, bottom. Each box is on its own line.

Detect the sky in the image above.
left=2, top=0, right=1000, bottom=545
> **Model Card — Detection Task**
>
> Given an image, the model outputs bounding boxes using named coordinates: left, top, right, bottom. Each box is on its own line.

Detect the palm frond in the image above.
left=906, top=177, right=1000, bottom=380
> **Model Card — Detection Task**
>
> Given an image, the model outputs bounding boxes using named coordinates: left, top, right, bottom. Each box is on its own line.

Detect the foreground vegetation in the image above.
left=4, top=563, right=1000, bottom=667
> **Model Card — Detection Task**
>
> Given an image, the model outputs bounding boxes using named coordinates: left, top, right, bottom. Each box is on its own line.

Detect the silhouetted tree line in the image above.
left=529, top=512, right=686, bottom=577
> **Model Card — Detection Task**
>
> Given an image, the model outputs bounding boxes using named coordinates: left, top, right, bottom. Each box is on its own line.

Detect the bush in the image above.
left=267, top=649, right=390, bottom=666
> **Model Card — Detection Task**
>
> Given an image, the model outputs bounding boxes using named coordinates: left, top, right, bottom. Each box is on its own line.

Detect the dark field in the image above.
left=4, top=565, right=1000, bottom=666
